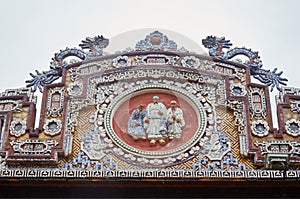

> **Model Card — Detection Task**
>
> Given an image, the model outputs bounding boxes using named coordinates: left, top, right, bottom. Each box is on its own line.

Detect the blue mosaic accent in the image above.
left=64, top=152, right=118, bottom=171
left=192, top=153, right=247, bottom=172
left=81, top=127, right=97, bottom=153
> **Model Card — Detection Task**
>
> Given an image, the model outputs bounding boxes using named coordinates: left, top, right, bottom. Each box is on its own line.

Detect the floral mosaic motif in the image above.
left=112, top=56, right=131, bottom=68
left=251, top=120, right=269, bottom=137
left=230, top=83, right=246, bottom=96
left=135, top=31, right=177, bottom=51
left=9, top=119, right=27, bottom=137
left=43, top=118, right=62, bottom=136
left=181, top=56, right=200, bottom=68
left=286, top=119, right=300, bottom=136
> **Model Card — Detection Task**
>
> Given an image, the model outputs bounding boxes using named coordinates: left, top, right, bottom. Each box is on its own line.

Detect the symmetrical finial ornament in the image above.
left=135, top=31, right=177, bottom=51
left=202, top=35, right=288, bottom=91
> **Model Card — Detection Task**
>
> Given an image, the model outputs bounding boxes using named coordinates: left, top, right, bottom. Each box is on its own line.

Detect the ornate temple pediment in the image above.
left=1, top=30, right=300, bottom=181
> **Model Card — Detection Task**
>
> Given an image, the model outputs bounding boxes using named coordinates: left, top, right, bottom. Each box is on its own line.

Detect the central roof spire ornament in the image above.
left=135, top=31, right=177, bottom=51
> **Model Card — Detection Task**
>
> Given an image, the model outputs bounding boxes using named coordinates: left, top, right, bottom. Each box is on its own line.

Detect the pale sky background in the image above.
left=0, top=0, right=299, bottom=127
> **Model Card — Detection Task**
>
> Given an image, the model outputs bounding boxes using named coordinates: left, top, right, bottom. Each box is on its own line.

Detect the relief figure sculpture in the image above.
left=166, top=100, right=185, bottom=139
left=128, top=104, right=147, bottom=140
left=144, top=96, right=168, bottom=146
left=127, top=97, right=185, bottom=146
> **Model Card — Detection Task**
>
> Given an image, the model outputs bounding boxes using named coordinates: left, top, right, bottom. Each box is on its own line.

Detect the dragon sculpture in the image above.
left=26, top=35, right=109, bottom=92
left=202, top=36, right=287, bottom=91
left=79, top=35, right=109, bottom=57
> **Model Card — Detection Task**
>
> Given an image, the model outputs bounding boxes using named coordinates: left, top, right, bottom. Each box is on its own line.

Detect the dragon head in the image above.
left=79, top=35, right=109, bottom=51
left=202, top=36, right=232, bottom=49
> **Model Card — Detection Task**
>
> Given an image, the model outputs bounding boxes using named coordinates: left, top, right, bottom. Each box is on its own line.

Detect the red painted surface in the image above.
left=112, top=89, right=199, bottom=152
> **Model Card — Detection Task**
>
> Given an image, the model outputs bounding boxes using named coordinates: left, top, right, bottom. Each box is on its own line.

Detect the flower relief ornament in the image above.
left=230, top=83, right=247, bottom=96
left=9, top=119, right=27, bottom=137
left=251, top=120, right=270, bottom=137
left=43, top=118, right=62, bottom=136
left=112, top=56, right=131, bottom=68
left=202, top=35, right=288, bottom=91
left=285, top=119, right=300, bottom=136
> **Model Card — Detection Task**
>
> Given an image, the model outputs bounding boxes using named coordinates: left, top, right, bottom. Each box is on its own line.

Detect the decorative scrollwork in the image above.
left=9, top=139, right=59, bottom=155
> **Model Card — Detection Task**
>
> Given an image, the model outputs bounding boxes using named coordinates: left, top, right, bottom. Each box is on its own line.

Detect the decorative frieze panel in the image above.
left=248, top=87, right=267, bottom=119
left=9, top=139, right=59, bottom=156
left=46, top=87, right=65, bottom=117
left=135, top=54, right=179, bottom=66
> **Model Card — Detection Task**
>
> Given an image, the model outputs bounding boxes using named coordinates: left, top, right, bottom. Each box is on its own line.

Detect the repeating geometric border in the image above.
left=0, top=169, right=298, bottom=179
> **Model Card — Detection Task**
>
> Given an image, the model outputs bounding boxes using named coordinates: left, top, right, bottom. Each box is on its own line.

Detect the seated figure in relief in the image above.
left=128, top=104, right=147, bottom=140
